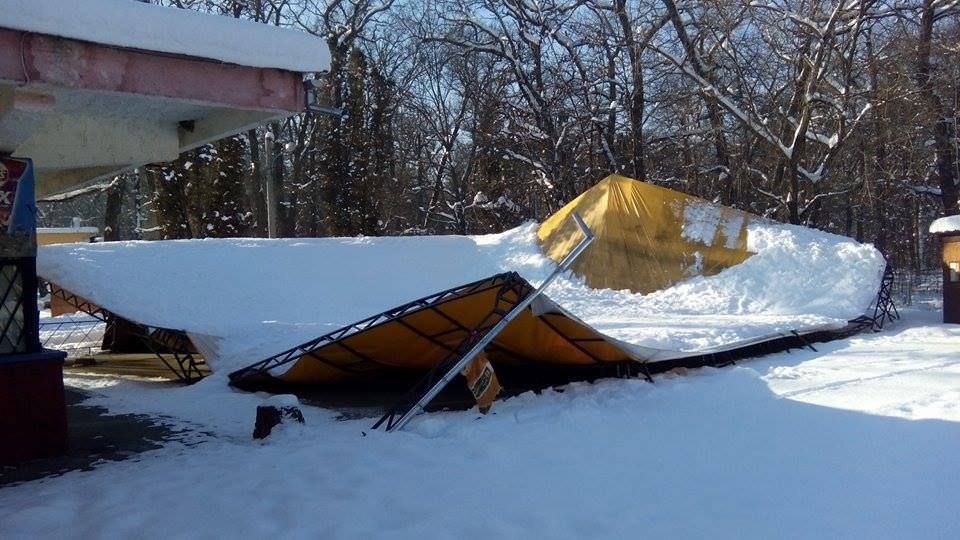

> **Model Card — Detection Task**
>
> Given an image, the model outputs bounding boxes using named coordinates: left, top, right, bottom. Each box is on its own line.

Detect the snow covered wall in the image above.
left=38, top=219, right=885, bottom=374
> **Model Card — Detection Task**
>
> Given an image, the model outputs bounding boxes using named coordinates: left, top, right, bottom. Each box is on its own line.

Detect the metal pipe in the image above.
left=387, top=211, right=594, bottom=432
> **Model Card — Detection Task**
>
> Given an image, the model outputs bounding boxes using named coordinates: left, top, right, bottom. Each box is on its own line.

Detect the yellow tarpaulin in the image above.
left=276, top=273, right=638, bottom=385
left=538, top=174, right=756, bottom=294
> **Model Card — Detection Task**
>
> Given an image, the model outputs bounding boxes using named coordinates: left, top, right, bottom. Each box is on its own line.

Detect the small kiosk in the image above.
left=0, top=157, right=67, bottom=463
left=929, top=215, right=960, bottom=323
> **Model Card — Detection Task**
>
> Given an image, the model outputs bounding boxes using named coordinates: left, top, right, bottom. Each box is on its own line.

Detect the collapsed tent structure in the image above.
left=39, top=175, right=890, bottom=429
left=539, top=175, right=753, bottom=294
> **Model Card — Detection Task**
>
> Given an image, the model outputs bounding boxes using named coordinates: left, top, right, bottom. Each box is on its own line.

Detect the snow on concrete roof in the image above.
left=38, top=222, right=885, bottom=374
left=929, top=215, right=960, bottom=235
left=0, top=0, right=329, bottom=73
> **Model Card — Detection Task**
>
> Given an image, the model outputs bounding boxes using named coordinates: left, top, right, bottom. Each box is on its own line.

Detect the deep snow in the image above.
left=0, top=308, right=956, bottom=539
left=0, top=0, right=329, bottom=72
left=38, top=221, right=884, bottom=373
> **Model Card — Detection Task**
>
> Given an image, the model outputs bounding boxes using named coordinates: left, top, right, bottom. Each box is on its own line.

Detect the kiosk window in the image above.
left=950, top=262, right=960, bottom=283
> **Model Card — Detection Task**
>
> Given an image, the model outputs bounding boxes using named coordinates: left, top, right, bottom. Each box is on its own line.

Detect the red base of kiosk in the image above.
left=0, top=350, right=68, bottom=465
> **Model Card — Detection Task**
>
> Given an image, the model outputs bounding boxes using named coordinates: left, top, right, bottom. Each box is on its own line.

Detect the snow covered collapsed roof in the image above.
left=0, top=0, right=330, bottom=72
left=929, top=215, right=960, bottom=235
left=38, top=221, right=885, bottom=374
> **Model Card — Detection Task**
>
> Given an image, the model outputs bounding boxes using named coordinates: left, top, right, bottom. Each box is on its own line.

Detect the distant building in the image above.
left=928, top=215, right=960, bottom=323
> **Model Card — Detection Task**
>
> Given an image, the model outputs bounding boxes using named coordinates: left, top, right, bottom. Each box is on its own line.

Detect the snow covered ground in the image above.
left=2, top=307, right=956, bottom=539
left=38, top=220, right=883, bottom=373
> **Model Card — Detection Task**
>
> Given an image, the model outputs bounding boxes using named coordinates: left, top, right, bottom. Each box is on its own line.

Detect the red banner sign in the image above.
left=0, top=158, right=27, bottom=229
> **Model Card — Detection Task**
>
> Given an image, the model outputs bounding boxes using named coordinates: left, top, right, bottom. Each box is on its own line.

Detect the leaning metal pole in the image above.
left=386, top=211, right=595, bottom=432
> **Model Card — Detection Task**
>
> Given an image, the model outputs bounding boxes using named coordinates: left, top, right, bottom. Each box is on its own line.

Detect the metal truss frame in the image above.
left=49, top=285, right=206, bottom=383
left=371, top=273, right=532, bottom=431
left=228, top=272, right=528, bottom=384
left=373, top=211, right=597, bottom=431
left=229, top=212, right=637, bottom=431
left=39, top=318, right=104, bottom=357
left=849, top=265, right=900, bottom=332
left=48, top=286, right=111, bottom=323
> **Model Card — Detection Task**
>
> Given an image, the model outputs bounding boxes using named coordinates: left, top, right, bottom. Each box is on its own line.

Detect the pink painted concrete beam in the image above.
left=0, top=28, right=305, bottom=113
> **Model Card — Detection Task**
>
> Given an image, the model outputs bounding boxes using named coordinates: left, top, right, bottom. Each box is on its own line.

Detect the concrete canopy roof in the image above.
left=0, top=0, right=330, bottom=198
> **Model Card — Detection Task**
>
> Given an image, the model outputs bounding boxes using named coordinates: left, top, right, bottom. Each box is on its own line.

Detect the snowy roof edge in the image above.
left=0, top=0, right=330, bottom=73
left=929, top=215, right=960, bottom=235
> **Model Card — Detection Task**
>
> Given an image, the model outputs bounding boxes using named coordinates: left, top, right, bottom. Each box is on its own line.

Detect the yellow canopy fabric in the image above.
left=537, top=174, right=756, bottom=294
left=277, top=273, right=638, bottom=385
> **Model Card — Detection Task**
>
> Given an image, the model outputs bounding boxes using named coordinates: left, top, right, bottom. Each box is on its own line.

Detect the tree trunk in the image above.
left=663, top=0, right=732, bottom=203
left=614, top=0, right=646, bottom=180
left=246, top=129, right=267, bottom=236
left=915, top=0, right=959, bottom=215
left=787, top=164, right=800, bottom=225
left=867, top=31, right=888, bottom=254
left=103, top=175, right=126, bottom=241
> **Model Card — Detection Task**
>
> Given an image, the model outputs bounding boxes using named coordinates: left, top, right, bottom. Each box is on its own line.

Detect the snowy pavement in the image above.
left=1, top=308, right=957, bottom=539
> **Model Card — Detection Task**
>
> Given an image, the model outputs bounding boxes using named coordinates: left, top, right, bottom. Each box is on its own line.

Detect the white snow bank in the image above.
left=3, top=309, right=957, bottom=539
left=761, top=308, right=960, bottom=422
left=0, top=0, right=329, bottom=72
left=38, top=220, right=884, bottom=373
left=929, top=215, right=960, bottom=234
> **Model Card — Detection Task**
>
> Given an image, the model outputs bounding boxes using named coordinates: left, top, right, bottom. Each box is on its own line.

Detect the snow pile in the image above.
left=0, top=0, right=329, bottom=72
left=540, top=220, right=884, bottom=354
left=37, top=220, right=884, bottom=372
left=929, top=215, right=960, bottom=234
left=645, top=222, right=881, bottom=317
left=1, top=309, right=957, bottom=538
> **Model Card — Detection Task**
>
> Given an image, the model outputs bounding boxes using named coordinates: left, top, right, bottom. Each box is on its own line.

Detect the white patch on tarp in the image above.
left=721, top=214, right=745, bottom=249
left=681, top=202, right=723, bottom=246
